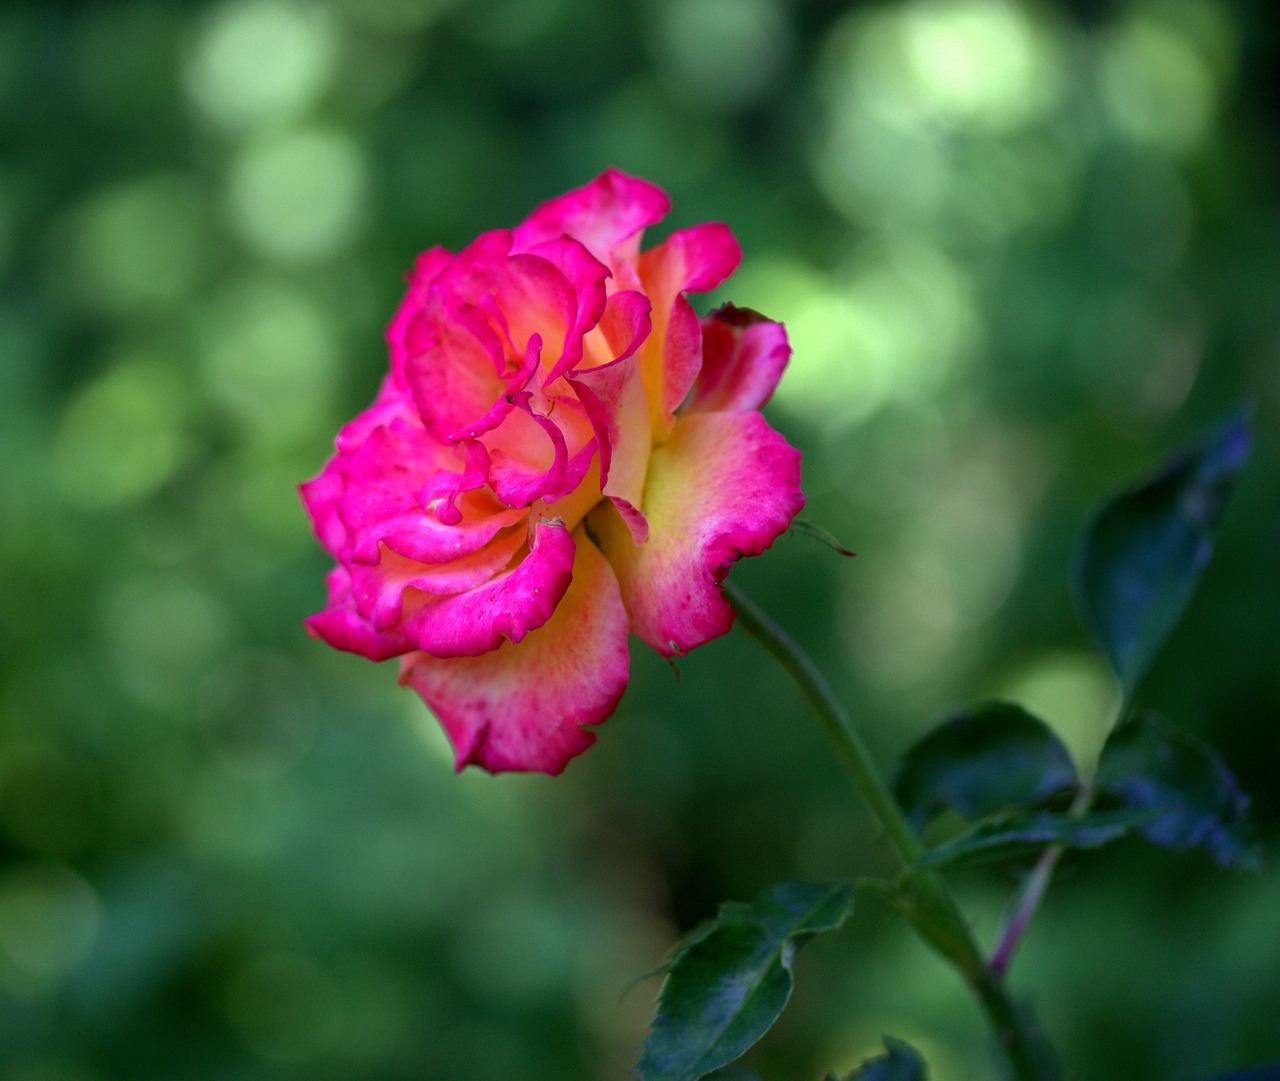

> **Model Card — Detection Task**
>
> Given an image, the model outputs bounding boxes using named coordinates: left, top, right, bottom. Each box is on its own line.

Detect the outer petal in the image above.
left=593, top=411, right=803, bottom=657
left=305, top=566, right=410, bottom=662
left=512, top=168, right=670, bottom=273
left=387, top=247, right=454, bottom=389
left=636, top=223, right=742, bottom=437
left=684, top=304, right=791, bottom=414
left=399, top=529, right=630, bottom=775
left=399, top=518, right=576, bottom=658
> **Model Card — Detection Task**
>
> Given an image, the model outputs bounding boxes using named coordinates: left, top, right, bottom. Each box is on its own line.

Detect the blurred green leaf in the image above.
left=908, top=809, right=1155, bottom=873
left=791, top=518, right=856, bottom=557
left=827, top=1036, right=927, bottom=1080
left=1095, top=713, right=1260, bottom=870
left=894, top=702, right=1078, bottom=832
left=1073, top=408, right=1251, bottom=696
left=639, top=881, right=856, bottom=1081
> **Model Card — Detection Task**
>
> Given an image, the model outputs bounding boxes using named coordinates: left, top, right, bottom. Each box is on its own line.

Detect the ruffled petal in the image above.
left=399, top=518, right=576, bottom=658
left=519, top=235, right=611, bottom=380
left=299, top=456, right=347, bottom=557
left=386, top=247, right=454, bottom=389
left=305, top=566, right=410, bottom=662
left=399, top=529, right=630, bottom=774
left=592, top=411, right=803, bottom=657
left=301, top=378, right=423, bottom=559
left=402, top=287, right=511, bottom=441
left=684, top=304, right=791, bottom=414
left=481, top=389, right=597, bottom=507
left=347, top=526, right=527, bottom=630
left=512, top=167, right=670, bottom=273
left=335, top=420, right=519, bottom=565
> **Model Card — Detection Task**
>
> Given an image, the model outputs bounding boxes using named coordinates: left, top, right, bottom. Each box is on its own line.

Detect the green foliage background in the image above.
left=2, top=0, right=1277, bottom=1077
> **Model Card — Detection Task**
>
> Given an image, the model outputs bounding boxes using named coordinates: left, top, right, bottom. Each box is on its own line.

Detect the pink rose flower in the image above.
left=301, top=169, right=804, bottom=774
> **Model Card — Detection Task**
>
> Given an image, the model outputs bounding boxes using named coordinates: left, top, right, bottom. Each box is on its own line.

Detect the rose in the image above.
left=301, top=169, right=803, bottom=774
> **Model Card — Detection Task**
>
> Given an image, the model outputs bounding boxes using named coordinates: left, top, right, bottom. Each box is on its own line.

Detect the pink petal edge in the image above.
left=399, top=528, right=631, bottom=774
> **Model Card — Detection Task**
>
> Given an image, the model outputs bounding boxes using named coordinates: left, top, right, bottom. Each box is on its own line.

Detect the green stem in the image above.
left=723, top=583, right=921, bottom=865
left=726, top=582, right=1056, bottom=1081
left=990, top=783, right=1093, bottom=978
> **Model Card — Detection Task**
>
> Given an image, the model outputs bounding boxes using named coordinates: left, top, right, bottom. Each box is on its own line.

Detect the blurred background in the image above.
left=2, top=0, right=1278, bottom=1077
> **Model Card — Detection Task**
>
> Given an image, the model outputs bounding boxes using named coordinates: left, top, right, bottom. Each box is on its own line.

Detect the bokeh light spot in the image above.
left=197, top=275, right=339, bottom=431
left=54, top=355, right=194, bottom=509
left=994, top=651, right=1121, bottom=774
left=653, top=0, right=789, bottom=110
left=1100, top=15, right=1217, bottom=153
left=186, top=0, right=336, bottom=129
left=732, top=256, right=893, bottom=431
left=65, top=174, right=210, bottom=314
left=99, top=575, right=232, bottom=712
left=228, top=128, right=367, bottom=261
left=0, top=864, right=100, bottom=994
left=900, top=0, right=1057, bottom=130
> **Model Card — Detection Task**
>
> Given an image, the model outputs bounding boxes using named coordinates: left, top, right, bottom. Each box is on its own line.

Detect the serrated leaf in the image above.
left=828, top=1036, right=928, bottom=1080
left=908, top=808, right=1154, bottom=873
left=1074, top=407, right=1251, bottom=696
left=894, top=703, right=1079, bottom=832
left=1095, top=712, right=1260, bottom=870
left=639, top=880, right=856, bottom=1081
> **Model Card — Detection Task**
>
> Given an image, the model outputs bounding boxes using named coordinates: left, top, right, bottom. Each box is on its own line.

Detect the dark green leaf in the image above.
left=908, top=809, right=1154, bottom=873
left=894, top=702, right=1078, bottom=832
left=639, top=880, right=856, bottom=1081
left=828, top=1036, right=928, bottom=1080
left=1095, top=712, right=1260, bottom=870
left=1073, top=407, right=1251, bottom=695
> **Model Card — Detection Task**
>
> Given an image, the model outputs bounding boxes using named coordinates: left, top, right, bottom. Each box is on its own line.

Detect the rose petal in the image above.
left=305, top=566, right=410, bottom=662
left=569, top=351, right=651, bottom=543
left=387, top=246, right=454, bottom=389
left=482, top=390, right=596, bottom=507
left=400, top=518, right=576, bottom=658
left=438, top=233, right=588, bottom=377
left=636, top=223, right=743, bottom=436
left=684, top=305, right=791, bottom=414
left=512, top=167, right=670, bottom=273
left=348, top=526, right=527, bottom=629
left=402, top=287, right=511, bottom=441
left=592, top=411, right=803, bottom=657
left=399, top=529, right=630, bottom=774
left=335, top=420, right=519, bottom=565
left=520, top=235, right=611, bottom=380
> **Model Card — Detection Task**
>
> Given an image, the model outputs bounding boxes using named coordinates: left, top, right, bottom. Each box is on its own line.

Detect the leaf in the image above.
left=791, top=517, right=856, bottom=557
left=1095, top=712, right=1260, bottom=870
left=639, top=880, right=856, bottom=1081
left=828, top=1036, right=928, bottom=1080
left=894, top=703, right=1079, bottom=832
left=1073, top=407, right=1251, bottom=696
left=908, top=808, right=1155, bottom=873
